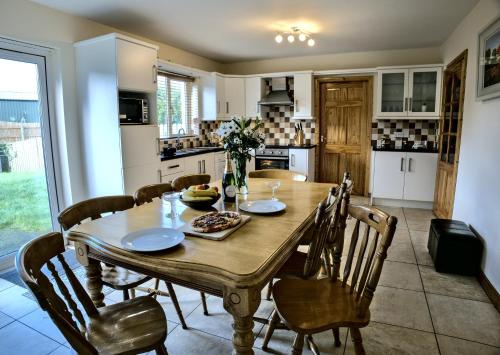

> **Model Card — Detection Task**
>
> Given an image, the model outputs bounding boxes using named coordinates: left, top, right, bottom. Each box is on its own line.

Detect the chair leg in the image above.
left=349, top=328, right=365, bottom=355
left=129, top=288, right=135, bottom=299
left=122, top=289, right=129, bottom=301
left=153, top=278, right=161, bottom=299
left=333, top=327, right=341, bottom=347
left=292, top=332, right=304, bottom=355
left=266, top=279, right=273, bottom=301
left=306, top=335, right=320, bottom=355
left=200, top=292, right=209, bottom=316
left=262, top=310, right=279, bottom=350
left=165, top=282, right=187, bottom=329
left=155, top=343, right=168, bottom=355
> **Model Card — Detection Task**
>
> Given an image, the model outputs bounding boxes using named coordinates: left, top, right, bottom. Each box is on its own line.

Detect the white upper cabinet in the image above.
left=293, top=72, right=314, bottom=120
left=224, top=77, right=246, bottom=118
left=376, top=66, right=442, bottom=119
left=245, top=77, right=263, bottom=118
left=116, top=37, right=158, bottom=93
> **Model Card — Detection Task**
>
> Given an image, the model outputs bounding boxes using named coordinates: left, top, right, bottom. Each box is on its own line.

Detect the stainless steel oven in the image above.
left=255, top=147, right=289, bottom=170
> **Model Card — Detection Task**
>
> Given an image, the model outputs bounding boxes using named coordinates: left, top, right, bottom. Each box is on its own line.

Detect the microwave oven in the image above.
left=119, top=97, right=149, bottom=124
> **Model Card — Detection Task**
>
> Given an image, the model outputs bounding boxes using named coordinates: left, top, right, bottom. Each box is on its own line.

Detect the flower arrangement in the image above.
left=216, top=117, right=265, bottom=193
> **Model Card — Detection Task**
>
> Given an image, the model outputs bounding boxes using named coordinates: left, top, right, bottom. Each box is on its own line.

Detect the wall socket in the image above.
left=395, top=132, right=404, bottom=138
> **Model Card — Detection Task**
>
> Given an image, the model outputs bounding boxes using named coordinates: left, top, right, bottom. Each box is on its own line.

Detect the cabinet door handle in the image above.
left=408, top=158, right=413, bottom=172
left=257, top=103, right=260, bottom=113
left=291, top=154, right=296, bottom=167
left=168, top=164, right=180, bottom=169
left=197, top=161, right=201, bottom=174
left=202, top=160, right=206, bottom=173
left=157, top=169, right=162, bottom=183
left=295, top=99, right=299, bottom=112
left=226, top=102, right=229, bottom=114
left=152, top=65, right=157, bottom=84
left=156, top=138, right=161, bottom=156
left=404, top=98, right=408, bottom=111
left=400, top=157, right=405, bottom=172
left=409, top=98, right=412, bottom=112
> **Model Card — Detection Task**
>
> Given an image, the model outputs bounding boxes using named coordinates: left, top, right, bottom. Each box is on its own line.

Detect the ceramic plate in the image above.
left=239, top=200, right=286, bottom=214
left=121, top=228, right=185, bottom=252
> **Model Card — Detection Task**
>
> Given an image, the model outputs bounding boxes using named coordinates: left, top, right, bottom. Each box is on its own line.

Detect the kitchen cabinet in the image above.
left=120, top=125, right=160, bottom=168
left=116, top=38, right=158, bottom=93
left=372, top=151, right=437, bottom=204
left=293, top=72, right=314, bottom=120
left=289, top=148, right=315, bottom=181
left=224, top=77, right=246, bottom=118
left=245, top=77, right=263, bottom=118
left=184, top=153, right=215, bottom=181
left=200, top=74, right=245, bottom=120
left=123, top=163, right=161, bottom=195
left=376, top=66, right=442, bottom=119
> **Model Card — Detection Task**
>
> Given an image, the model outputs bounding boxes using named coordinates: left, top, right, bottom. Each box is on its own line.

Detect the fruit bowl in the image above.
left=179, top=193, right=221, bottom=210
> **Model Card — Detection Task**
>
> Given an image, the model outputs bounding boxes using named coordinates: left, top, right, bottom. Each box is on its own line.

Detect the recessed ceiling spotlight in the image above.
left=275, top=34, right=283, bottom=43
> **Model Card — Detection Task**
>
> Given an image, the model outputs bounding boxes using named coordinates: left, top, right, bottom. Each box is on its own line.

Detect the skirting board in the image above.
left=371, top=198, right=433, bottom=209
left=478, top=270, right=500, bottom=312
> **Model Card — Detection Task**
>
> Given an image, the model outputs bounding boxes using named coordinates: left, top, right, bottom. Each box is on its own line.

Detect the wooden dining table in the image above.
left=68, top=178, right=333, bottom=354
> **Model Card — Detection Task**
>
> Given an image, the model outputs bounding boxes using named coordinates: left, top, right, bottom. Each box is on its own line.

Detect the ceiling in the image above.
left=31, top=0, right=479, bottom=63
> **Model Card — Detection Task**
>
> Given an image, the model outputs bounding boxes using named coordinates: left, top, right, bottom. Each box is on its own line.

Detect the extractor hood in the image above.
left=258, top=77, right=293, bottom=106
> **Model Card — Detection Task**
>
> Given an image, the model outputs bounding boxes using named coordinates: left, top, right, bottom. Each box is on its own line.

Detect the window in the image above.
left=157, top=71, right=198, bottom=138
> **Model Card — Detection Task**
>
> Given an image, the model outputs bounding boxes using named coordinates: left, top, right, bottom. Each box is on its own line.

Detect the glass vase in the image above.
left=234, top=158, right=248, bottom=195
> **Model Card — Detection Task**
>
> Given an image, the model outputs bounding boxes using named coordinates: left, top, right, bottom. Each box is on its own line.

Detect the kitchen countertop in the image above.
left=160, top=146, right=224, bottom=161
left=265, top=144, right=317, bottom=149
left=372, top=146, right=438, bottom=153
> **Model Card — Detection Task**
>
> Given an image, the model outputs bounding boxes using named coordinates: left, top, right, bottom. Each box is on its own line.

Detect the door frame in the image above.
left=0, top=39, right=62, bottom=270
left=313, top=76, right=373, bottom=196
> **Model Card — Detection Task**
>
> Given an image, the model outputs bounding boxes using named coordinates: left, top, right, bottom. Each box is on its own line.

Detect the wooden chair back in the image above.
left=340, top=203, right=398, bottom=317
left=134, top=183, right=173, bottom=206
left=303, top=182, right=348, bottom=278
left=58, top=195, right=136, bottom=230
left=16, top=232, right=99, bottom=354
left=249, top=169, right=307, bottom=182
left=171, top=174, right=211, bottom=191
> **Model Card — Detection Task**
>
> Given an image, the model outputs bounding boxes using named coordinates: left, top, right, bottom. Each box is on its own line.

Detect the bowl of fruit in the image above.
left=180, top=184, right=221, bottom=210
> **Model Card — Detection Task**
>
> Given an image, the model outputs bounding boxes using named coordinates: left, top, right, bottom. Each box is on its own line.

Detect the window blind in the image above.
left=157, top=71, right=198, bottom=138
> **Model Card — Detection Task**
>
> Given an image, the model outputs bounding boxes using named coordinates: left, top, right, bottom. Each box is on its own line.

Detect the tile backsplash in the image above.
left=371, top=119, right=439, bottom=149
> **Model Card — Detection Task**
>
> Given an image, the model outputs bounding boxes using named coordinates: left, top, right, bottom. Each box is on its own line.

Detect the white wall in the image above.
left=0, top=0, right=223, bottom=206
left=223, top=47, right=442, bottom=74
left=441, top=0, right=500, bottom=291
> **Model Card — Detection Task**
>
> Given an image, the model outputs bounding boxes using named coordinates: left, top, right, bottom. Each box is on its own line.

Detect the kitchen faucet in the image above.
left=176, top=128, right=186, bottom=150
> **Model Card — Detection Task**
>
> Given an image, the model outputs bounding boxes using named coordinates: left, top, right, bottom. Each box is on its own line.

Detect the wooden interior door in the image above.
left=318, top=78, right=371, bottom=195
left=433, top=50, right=467, bottom=218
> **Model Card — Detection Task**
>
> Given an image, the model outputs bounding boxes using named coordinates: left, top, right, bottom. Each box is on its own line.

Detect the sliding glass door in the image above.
left=0, top=48, right=58, bottom=264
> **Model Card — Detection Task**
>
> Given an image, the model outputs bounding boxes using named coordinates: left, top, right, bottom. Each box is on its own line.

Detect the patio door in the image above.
left=0, top=47, right=58, bottom=268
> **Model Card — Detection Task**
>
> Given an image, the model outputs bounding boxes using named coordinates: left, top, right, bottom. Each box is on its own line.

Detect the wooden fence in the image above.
left=0, top=121, right=44, bottom=172
left=0, top=121, right=41, bottom=142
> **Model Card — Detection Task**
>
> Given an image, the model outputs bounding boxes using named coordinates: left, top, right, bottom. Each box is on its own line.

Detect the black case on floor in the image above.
left=427, top=219, right=482, bottom=276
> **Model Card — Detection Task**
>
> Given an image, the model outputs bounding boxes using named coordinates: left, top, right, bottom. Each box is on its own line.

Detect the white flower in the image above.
left=234, top=137, right=241, bottom=145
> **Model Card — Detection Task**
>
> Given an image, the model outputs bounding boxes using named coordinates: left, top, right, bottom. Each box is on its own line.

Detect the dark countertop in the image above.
left=160, top=146, right=224, bottom=161
left=372, top=146, right=438, bottom=153
left=265, top=144, right=317, bottom=149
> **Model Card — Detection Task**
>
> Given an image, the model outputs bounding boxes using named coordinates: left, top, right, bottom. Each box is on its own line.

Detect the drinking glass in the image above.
left=266, top=180, right=281, bottom=201
left=162, top=191, right=181, bottom=219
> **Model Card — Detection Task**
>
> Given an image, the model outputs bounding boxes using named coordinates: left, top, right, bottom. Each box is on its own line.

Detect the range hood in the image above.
left=258, top=77, right=293, bottom=106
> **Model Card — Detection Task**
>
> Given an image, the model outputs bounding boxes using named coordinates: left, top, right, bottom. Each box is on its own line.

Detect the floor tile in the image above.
left=0, top=321, right=60, bottom=354
left=344, top=322, right=439, bottom=355
left=419, top=265, right=490, bottom=302
left=183, top=295, right=274, bottom=340
left=162, top=326, right=236, bottom=355
left=0, top=311, right=14, bottom=329
left=412, top=241, right=434, bottom=266
left=409, top=229, right=429, bottom=245
left=379, top=261, right=423, bottom=291
left=437, top=334, right=500, bottom=355
left=427, top=293, right=500, bottom=347
left=19, top=308, right=67, bottom=345
left=375, top=206, right=406, bottom=220
left=254, top=326, right=348, bottom=354
left=371, top=286, right=433, bottom=332
left=0, top=285, right=39, bottom=318
left=0, top=278, right=16, bottom=292
left=386, top=242, right=417, bottom=264
left=405, top=217, right=432, bottom=232
left=49, top=346, right=72, bottom=355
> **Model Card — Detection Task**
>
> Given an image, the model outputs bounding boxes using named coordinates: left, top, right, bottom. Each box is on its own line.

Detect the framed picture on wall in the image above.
left=477, top=16, right=500, bottom=100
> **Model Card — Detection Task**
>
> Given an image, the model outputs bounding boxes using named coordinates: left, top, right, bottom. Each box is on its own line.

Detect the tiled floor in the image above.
left=0, top=202, right=499, bottom=354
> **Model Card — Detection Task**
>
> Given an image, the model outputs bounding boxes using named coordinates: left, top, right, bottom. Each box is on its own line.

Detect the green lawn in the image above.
left=0, top=171, right=52, bottom=256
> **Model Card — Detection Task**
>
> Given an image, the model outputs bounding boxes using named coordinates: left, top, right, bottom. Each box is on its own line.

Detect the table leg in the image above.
left=223, top=287, right=261, bottom=355
left=84, top=257, right=105, bottom=307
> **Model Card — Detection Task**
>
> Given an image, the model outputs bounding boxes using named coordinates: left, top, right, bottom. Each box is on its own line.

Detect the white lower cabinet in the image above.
left=123, top=164, right=161, bottom=195
left=372, top=151, right=437, bottom=203
left=184, top=153, right=216, bottom=181
left=289, top=148, right=315, bottom=181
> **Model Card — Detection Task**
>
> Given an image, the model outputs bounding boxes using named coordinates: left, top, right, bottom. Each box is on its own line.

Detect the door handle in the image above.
left=404, top=98, right=408, bottom=111
left=320, top=135, right=325, bottom=143
left=202, top=160, right=206, bottom=173
left=295, top=99, right=299, bottom=112
left=156, top=138, right=161, bottom=155
left=198, top=161, right=201, bottom=174
left=217, top=100, right=220, bottom=114
left=226, top=102, right=229, bottom=114
left=152, top=65, right=157, bottom=84
left=408, top=158, right=413, bottom=172
left=400, top=157, right=405, bottom=172
left=409, top=98, right=413, bottom=112
left=168, top=164, right=180, bottom=169
left=157, top=169, right=162, bottom=183
left=257, top=103, right=260, bottom=113
left=291, top=154, right=296, bottom=167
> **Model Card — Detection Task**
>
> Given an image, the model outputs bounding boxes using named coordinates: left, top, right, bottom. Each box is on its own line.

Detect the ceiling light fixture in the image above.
left=274, top=27, right=315, bottom=47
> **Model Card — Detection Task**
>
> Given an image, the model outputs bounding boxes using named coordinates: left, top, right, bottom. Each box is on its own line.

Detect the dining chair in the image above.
left=249, top=169, right=307, bottom=181
left=16, top=232, right=168, bottom=355
left=135, top=178, right=209, bottom=319
left=261, top=182, right=349, bottom=349
left=266, top=201, right=398, bottom=355
left=58, top=196, right=152, bottom=301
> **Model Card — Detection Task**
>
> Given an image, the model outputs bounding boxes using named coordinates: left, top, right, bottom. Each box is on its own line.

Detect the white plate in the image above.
left=239, top=200, right=286, bottom=214
left=121, top=228, right=185, bottom=252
